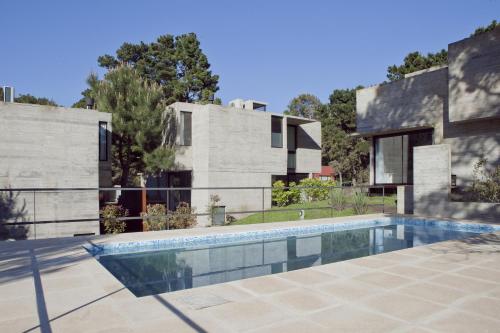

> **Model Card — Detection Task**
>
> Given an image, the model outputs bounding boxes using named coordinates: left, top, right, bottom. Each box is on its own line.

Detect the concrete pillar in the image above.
left=397, top=185, right=414, bottom=214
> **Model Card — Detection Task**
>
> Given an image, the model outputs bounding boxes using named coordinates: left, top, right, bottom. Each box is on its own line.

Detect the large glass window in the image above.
left=99, top=122, right=108, bottom=161
left=374, top=130, right=433, bottom=184
left=271, top=116, right=283, bottom=148
left=180, top=111, right=192, bottom=146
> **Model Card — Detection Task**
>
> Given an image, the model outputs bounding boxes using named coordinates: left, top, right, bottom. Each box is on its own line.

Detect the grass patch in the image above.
left=232, top=195, right=396, bottom=225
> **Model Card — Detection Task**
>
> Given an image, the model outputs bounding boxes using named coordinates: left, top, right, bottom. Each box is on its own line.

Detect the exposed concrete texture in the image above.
left=356, top=67, right=447, bottom=135
left=0, top=102, right=112, bottom=238
left=449, top=26, right=500, bottom=122
left=168, top=102, right=321, bottom=226
left=397, top=185, right=414, bottom=214
left=413, top=144, right=500, bottom=221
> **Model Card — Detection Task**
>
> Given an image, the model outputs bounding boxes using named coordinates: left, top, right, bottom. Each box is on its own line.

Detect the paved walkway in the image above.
left=1, top=215, right=500, bottom=332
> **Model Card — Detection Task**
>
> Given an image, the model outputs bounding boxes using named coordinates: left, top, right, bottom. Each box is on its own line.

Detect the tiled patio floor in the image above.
left=1, top=214, right=499, bottom=332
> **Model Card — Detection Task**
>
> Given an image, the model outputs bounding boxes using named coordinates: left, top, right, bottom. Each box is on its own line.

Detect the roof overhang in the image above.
left=351, top=125, right=434, bottom=138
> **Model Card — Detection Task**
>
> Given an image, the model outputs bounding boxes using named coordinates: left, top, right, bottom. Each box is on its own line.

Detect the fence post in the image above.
left=382, top=186, right=385, bottom=214
left=262, top=187, right=265, bottom=223
left=33, top=190, right=36, bottom=240
left=166, top=189, right=170, bottom=230
left=330, top=186, right=333, bottom=217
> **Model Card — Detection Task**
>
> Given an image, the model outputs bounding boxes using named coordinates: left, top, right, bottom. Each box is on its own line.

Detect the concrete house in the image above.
left=148, top=100, right=322, bottom=226
left=356, top=26, right=500, bottom=220
left=0, top=102, right=112, bottom=238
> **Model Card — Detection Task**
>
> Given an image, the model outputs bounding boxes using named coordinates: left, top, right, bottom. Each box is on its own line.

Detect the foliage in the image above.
left=471, top=158, right=500, bottom=203
left=95, top=33, right=219, bottom=105
left=206, top=194, right=221, bottom=224
left=168, top=202, right=197, bottom=229
left=330, top=188, right=348, bottom=211
left=225, top=214, right=236, bottom=224
left=0, top=190, right=29, bottom=240
left=386, top=50, right=448, bottom=81
left=14, top=93, right=58, bottom=106
left=101, top=204, right=128, bottom=234
left=71, top=88, right=93, bottom=108
left=142, top=204, right=168, bottom=231
left=88, top=65, right=176, bottom=185
left=299, top=178, right=335, bottom=202
left=471, top=20, right=499, bottom=37
left=284, top=94, right=322, bottom=119
left=352, top=192, right=369, bottom=215
left=272, top=181, right=301, bottom=207
left=317, top=88, right=369, bottom=184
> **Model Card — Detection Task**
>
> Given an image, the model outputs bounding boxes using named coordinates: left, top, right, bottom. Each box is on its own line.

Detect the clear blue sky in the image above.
left=1, top=0, right=498, bottom=112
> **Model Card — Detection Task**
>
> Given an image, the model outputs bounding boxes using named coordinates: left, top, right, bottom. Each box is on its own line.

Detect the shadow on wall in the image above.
left=415, top=188, right=500, bottom=222
left=297, top=126, right=321, bottom=150
left=448, top=29, right=500, bottom=121
left=0, top=190, right=29, bottom=240
left=356, top=67, right=447, bottom=134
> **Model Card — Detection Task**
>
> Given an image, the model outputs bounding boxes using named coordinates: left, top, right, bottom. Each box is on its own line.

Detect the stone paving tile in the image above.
left=0, top=315, right=41, bottom=333
left=248, top=319, right=330, bottom=333
left=348, top=256, right=399, bottom=269
left=274, top=267, right=337, bottom=285
left=263, top=288, right=335, bottom=314
left=381, top=264, right=441, bottom=280
left=235, top=275, right=297, bottom=295
left=199, top=299, right=290, bottom=331
left=362, top=292, right=446, bottom=323
left=430, top=273, right=498, bottom=293
left=308, top=304, right=405, bottom=332
left=457, top=296, right=500, bottom=320
left=312, top=261, right=371, bottom=278
left=397, top=282, right=468, bottom=305
left=423, top=310, right=500, bottom=333
left=313, top=279, right=384, bottom=302
left=454, top=266, right=500, bottom=283
left=354, top=271, right=414, bottom=289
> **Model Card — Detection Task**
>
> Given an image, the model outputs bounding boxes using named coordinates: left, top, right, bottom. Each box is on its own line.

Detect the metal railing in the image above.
left=0, top=185, right=395, bottom=240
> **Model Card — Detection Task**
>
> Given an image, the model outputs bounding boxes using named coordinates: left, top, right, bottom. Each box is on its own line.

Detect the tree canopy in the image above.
left=92, top=33, right=219, bottom=105
left=471, top=20, right=499, bottom=37
left=284, top=94, right=322, bottom=119
left=88, top=65, right=176, bottom=186
left=14, top=93, right=58, bottom=106
left=386, top=50, right=448, bottom=82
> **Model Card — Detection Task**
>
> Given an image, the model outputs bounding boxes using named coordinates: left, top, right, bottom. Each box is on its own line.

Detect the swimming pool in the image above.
left=89, top=217, right=499, bottom=297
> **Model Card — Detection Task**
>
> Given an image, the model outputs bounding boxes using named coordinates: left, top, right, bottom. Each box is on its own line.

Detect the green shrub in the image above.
left=352, top=192, right=369, bottom=215
left=142, top=204, right=168, bottom=231
left=272, top=181, right=301, bottom=207
left=299, top=178, right=335, bottom=202
left=101, top=205, right=128, bottom=234
left=472, top=158, right=500, bottom=203
left=168, top=202, right=197, bottom=229
left=330, top=188, right=348, bottom=211
left=225, top=214, right=237, bottom=225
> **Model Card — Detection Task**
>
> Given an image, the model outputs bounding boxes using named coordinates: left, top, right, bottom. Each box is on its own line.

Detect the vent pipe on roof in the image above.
left=2, top=86, right=15, bottom=102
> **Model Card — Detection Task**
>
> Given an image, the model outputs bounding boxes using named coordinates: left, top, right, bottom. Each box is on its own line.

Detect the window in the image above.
left=99, top=122, right=108, bottom=161
left=271, top=116, right=283, bottom=148
left=374, top=130, right=433, bottom=184
left=180, top=111, right=192, bottom=146
left=287, top=125, right=296, bottom=151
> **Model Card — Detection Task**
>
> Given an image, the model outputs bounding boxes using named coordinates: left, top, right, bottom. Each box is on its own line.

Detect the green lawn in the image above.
left=232, top=195, right=396, bottom=225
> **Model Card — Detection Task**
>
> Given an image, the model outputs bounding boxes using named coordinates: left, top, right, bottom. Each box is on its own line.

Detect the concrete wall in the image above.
left=0, top=102, right=111, bottom=239
left=169, top=102, right=321, bottom=226
left=413, top=144, right=500, bottom=221
left=448, top=26, right=500, bottom=122
left=356, top=67, right=447, bottom=135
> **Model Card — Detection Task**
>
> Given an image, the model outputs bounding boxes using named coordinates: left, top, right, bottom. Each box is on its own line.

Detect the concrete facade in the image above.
left=166, top=102, right=322, bottom=226
left=356, top=26, right=500, bottom=220
left=0, top=102, right=112, bottom=239
left=357, top=27, right=500, bottom=188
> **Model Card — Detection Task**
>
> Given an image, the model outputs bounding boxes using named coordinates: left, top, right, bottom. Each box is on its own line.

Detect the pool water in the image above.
left=97, top=223, right=479, bottom=297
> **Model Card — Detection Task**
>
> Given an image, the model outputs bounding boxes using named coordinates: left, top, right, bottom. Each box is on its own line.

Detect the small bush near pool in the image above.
left=101, top=204, right=128, bottom=234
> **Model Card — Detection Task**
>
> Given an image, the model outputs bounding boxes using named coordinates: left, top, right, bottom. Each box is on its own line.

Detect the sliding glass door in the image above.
left=374, top=130, right=433, bottom=185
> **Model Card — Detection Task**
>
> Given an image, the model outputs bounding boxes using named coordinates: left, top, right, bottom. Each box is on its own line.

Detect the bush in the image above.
left=142, top=204, right=167, bottom=231
left=299, top=178, right=335, bottom=202
left=330, top=188, right=348, bottom=211
left=472, top=158, right=500, bottom=203
left=168, top=202, right=197, bottom=229
left=225, top=214, right=237, bottom=225
left=101, top=205, right=128, bottom=234
left=352, top=192, right=369, bottom=215
left=272, top=181, right=301, bottom=207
